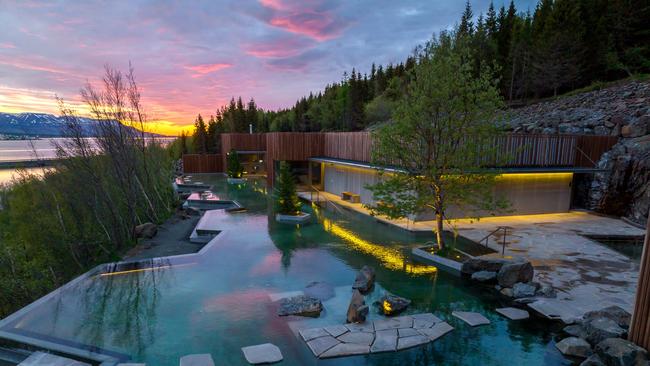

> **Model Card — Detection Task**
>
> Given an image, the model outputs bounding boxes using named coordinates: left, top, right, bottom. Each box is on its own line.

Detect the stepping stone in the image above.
left=241, top=343, right=283, bottom=364
left=373, top=316, right=413, bottom=331
left=398, top=328, right=421, bottom=337
left=527, top=299, right=582, bottom=324
left=418, top=321, right=454, bottom=341
left=19, top=352, right=90, bottom=366
left=179, top=354, right=215, bottom=366
left=306, top=336, right=340, bottom=357
left=370, top=329, right=398, bottom=353
left=452, top=311, right=490, bottom=326
left=396, top=334, right=430, bottom=350
left=411, top=313, right=442, bottom=329
left=324, top=324, right=349, bottom=338
left=496, top=307, right=530, bottom=320
left=299, top=327, right=329, bottom=341
left=345, top=322, right=374, bottom=333
left=117, top=364, right=146, bottom=366
left=337, top=331, right=375, bottom=346
left=319, top=343, right=370, bottom=358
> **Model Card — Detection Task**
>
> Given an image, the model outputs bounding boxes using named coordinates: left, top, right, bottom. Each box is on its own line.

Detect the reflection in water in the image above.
left=74, top=258, right=176, bottom=358
left=321, top=217, right=438, bottom=275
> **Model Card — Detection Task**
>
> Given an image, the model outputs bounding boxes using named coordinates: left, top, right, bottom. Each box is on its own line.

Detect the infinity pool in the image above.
left=0, top=175, right=568, bottom=365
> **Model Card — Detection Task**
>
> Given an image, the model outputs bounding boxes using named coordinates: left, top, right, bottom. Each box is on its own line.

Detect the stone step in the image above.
left=241, top=343, right=283, bottom=365
left=451, top=311, right=491, bottom=326
left=179, top=354, right=215, bottom=366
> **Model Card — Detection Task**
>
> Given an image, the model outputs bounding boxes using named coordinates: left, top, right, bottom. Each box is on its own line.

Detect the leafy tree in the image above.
left=365, top=33, right=509, bottom=249
left=274, top=162, right=301, bottom=215
left=226, top=149, right=244, bottom=178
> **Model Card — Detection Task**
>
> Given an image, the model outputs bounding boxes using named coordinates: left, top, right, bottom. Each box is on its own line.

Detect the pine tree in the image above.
left=458, top=0, right=474, bottom=39
left=192, top=114, right=208, bottom=154
left=226, top=149, right=244, bottom=178
left=274, top=161, right=302, bottom=215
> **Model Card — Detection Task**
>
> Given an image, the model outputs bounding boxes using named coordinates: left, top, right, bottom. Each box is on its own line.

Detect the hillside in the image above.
left=0, top=112, right=164, bottom=138
left=505, top=80, right=650, bottom=226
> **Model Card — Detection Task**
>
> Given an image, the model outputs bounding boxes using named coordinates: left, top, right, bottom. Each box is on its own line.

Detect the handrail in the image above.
left=309, top=185, right=349, bottom=218
left=479, top=226, right=509, bottom=256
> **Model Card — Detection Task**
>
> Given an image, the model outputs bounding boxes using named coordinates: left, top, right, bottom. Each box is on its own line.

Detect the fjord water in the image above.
left=3, top=176, right=567, bottom=365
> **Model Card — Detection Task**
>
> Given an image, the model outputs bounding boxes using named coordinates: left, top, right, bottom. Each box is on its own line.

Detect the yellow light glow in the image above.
left=383, top=300, right=393, bottom=314
left=496, top=172, right=573, bottom=181
left=322, top=218, right=437, bottom=275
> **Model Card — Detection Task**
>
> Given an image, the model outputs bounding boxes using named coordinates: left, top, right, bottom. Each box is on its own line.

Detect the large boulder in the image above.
left=379, top=293, right=411, bottom=316
left=556, top=337, right=593, bottom=358
left=595, top=338, right=648, bottom=366
left=583, top=318, right=626, bottom=345
left=352, top=266, right=376, bottom=294
left=497, top=261, right=534, bottom=287
left=135, top=222, right=158, bottom=239
left=277, top=295, right=323, bottom=317
left=583, top=306, right=631, bottom=330
left=461, top=257, right=511, bottom=276
left=347, top=289, right=369, bottom=323
left=512, top=282, right=537, bottom=298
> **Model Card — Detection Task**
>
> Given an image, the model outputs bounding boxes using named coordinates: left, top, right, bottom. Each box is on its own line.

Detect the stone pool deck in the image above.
left=298, top=191, right=645, bottom=322
left=299, top=313, right=455, bottom=358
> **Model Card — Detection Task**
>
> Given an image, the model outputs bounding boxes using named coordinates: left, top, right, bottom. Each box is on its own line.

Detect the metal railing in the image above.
left=309, top=185, right=350, bottom=218
left=478, top=226, right=510, bottom=256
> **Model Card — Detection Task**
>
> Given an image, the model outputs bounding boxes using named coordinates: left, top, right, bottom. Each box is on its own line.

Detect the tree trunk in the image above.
left=435, top=211, right=444, bottom=250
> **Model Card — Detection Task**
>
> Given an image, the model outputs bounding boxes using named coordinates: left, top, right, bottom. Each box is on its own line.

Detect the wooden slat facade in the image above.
left=323, top=132, right=372, bottom=162
left=182, top=154, right=223, bottom=173
left=184, top=132, right=618, bottom=177
left=221, top=133, right=267, bottom=171
left=630, top=215, right=650, bottom=350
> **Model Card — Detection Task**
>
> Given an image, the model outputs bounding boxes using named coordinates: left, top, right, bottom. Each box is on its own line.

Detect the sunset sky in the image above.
left=0, top=0, right=535, bottom=136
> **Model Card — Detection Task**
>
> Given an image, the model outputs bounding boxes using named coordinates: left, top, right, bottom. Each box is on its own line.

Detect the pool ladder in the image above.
left=478, top=226, right=509, bottom=256
left=309, top=186, right=350, bottom=218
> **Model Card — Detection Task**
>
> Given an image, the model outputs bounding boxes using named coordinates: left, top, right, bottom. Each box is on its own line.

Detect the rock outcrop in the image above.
left=505, top=80, right=650, bottom=225
left=347, top=290, right=369, bottom=323
left=277, top=295, right=323, bottom=317
left=135, top=222, right=158, bottom=239
left=352, top=266, right=376, bottom=294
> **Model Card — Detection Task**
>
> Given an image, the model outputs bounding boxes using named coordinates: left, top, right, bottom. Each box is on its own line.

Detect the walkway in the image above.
left=299, top=190, right=645, bottom=319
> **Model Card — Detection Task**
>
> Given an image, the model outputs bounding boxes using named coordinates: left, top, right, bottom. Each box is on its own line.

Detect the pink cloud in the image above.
left=184, top=63, right=232, bottom=77
left=0, top=42, right=16, bottom=49
left=258, top=0, right=349, bottom=41
left=244, top=37, right=314, bottom=58
left=0, top=56, right=68, bottom=74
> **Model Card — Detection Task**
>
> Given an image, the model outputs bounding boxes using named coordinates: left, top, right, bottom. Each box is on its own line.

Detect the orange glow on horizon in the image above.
left=0, top=86, right=197, bottom=136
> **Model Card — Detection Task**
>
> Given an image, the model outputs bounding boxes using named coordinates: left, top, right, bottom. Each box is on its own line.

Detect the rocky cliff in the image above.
left=505, top=80, right=650, bottom=226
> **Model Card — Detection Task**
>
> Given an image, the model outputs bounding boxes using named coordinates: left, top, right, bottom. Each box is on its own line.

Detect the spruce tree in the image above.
left=274, top=162, right=301, bottom=215
left=192, top=114, right=208, bottom=154
left=226, top=149, right=244, bottom=178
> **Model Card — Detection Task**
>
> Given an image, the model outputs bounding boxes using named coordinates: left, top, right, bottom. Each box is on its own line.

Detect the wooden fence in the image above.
left=221, top=133, right=267, bottom=153
left=182, top=154, right=223, bottom=173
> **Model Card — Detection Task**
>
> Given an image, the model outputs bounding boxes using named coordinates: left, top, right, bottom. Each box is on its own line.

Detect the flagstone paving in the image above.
left=299, top=313, right=455, bottom=358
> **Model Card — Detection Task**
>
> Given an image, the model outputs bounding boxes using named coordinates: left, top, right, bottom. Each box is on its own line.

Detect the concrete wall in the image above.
left=323, top=163, right=573, bottom=220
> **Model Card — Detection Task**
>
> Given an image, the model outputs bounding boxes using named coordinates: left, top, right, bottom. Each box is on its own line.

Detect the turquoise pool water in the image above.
left=0, top=175, right=568, bottom=365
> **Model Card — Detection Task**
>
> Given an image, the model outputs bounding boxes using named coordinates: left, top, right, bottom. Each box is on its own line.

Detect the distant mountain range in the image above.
left=0, top=112, right=166, bottom=138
